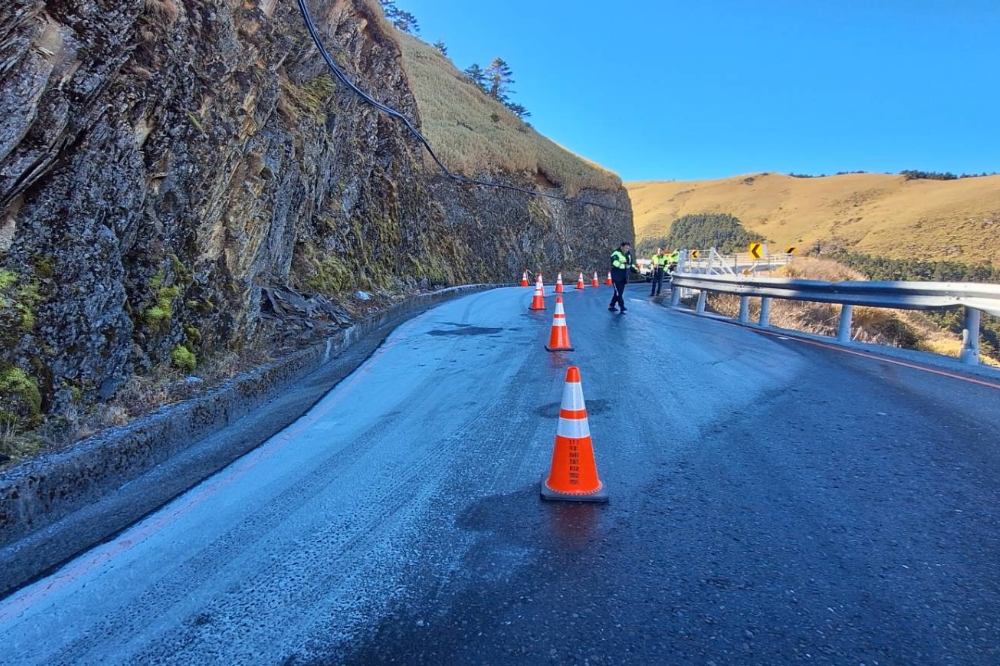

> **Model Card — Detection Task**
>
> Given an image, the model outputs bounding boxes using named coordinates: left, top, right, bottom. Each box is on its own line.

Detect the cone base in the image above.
left=545, top=345, right=575, bottom=352
left=540, top=474, right=609, bottom=503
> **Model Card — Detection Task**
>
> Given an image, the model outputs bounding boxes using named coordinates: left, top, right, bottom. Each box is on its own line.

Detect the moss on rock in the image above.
left=0, top=364, right=42, bottom=429
left=0, top=269, right=42, bottom=348
left=170, top=345, right=197, bottom=372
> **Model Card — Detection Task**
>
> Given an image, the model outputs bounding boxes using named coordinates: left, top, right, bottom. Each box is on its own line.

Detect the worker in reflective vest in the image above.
left=609, top=241, right=637, bottom=313
left=650, top=247, right=668, bottom=297
left=668, top=249, right=680, bottom=273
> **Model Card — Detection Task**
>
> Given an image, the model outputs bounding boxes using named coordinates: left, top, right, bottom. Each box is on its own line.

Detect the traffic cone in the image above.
left=555, top=272, right=564, bottom=293
left=541, top=366, right=608, bottom=502
left=535, top=273, right=544, bottom=291
left=605, top=271, right=613, bottom=286
left=528, top=281, right=546, bottom=311
left=575, top=272, right=585, bottom=290
left=592, top=271, right=599, bottom=288
left=520, top=270, right=529, bottom=287
left=545, top=297, right=574, bottom=352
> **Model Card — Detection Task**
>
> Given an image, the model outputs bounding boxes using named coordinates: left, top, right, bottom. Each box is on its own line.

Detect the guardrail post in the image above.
left=837, top=305, right=854, bottom=343
left=961, top=307, right=981, bottom=366
left=759, top=297, right=771, bottom=327
left=738, top=296, right=750, bottom=324
left=670, top=284, right=681, bottom=307
left=696, top=290, right=707, bottom=313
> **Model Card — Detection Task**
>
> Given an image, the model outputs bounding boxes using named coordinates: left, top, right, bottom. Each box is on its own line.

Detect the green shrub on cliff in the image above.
left=0, top=364, right=42, bottom=431
left=171, top=345, right=197, bottom=372
left=0, top=269, right=41, bottom=348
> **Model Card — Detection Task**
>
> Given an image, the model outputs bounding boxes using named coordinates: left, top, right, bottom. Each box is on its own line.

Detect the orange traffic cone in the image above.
left=555, top=272, right=564, bottom=293
left=520, top=270, right=529, bottom=287
left=529, top=281, right=546, bottom=311
left=545, top=297, right=574, bottom=351
left=575, top=272, right=585, bottom=290
left=605, top=271, right=613, bottom=286
left=541, top=366, right=608, bottom=502
left=592, top=271, right=599, bottom=288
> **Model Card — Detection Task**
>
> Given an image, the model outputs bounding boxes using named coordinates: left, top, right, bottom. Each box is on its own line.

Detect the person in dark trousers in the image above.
left=608, top=241, right=637, bottom=313
left=650, top=247, right=668, bottom=296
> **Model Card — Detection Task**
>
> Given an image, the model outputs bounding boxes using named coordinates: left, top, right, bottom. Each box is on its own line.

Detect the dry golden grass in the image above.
left=628, top=173, right=1000, bottom=266
left=54, top=345, right=279, bottom=448
left=777, top=256, right=867, bottom=282
left=393, top=32, right=621, bottom=196
left=0, top=417, right=42, bottom=466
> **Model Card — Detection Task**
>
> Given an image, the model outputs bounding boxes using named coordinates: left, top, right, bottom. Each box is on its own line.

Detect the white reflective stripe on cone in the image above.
left=557, top=417, right=591, bottom=439
left=560, top=381, right=586, bottom=411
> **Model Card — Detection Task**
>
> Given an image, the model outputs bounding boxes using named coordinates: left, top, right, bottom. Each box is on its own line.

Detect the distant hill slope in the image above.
left=394, top=32, right=621, bottom=196
left=627, top=173, right=1000, bottom=266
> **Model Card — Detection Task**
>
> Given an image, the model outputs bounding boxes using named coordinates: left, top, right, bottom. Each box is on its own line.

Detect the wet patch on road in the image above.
left=456, top=487, right=608, bottom=550
left=535, top=399, right=609, bottom=418
left=427, top=326, right=504, bottom=337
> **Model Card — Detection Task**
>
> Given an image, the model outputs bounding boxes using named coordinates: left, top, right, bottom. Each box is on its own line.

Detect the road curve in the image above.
left=1, top=285, right=998, bottom=665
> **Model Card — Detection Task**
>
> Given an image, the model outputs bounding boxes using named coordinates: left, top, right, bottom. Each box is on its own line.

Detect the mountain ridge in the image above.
left=627, top=172, right=1000, bottom=266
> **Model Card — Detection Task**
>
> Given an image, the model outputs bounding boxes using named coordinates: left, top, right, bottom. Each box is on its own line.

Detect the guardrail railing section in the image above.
left=667, top=273, right=1000, bottom=366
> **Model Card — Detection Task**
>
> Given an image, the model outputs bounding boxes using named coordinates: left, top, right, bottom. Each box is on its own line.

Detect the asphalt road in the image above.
left=1, top=285, right=998, bottom=665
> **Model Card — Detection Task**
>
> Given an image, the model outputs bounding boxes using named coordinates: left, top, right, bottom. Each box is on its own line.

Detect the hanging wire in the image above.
left=294, top=0, right=627, bottom=213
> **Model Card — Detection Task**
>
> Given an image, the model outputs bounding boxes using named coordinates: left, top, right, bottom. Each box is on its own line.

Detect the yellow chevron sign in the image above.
left=690, top=249, right=700, bottom=259
left=785, top=246, right=797, bottom=255
left=749, top=242, right=763, bottom=260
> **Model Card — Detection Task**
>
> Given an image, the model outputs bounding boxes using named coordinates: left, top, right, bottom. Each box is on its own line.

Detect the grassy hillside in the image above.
left=627, top=173, right=1000, bottom=266
left=394, top=32, right=621, bottom=196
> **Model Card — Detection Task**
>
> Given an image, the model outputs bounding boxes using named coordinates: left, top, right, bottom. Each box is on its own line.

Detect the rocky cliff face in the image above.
left=0, top=0, right=633, bottom=429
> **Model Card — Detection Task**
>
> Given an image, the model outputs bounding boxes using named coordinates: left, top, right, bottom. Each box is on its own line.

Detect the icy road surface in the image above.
left=2, top=286, right=999, bottom=664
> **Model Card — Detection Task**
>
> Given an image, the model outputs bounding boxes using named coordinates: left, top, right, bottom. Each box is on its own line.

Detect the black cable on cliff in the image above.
left=294, top=0, right=627, bottom=213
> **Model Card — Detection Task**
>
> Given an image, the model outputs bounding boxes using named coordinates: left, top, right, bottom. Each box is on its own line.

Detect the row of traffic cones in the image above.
left=521, top=271, right=613, bottom=290
left=523, top=274, right=608, bottom=503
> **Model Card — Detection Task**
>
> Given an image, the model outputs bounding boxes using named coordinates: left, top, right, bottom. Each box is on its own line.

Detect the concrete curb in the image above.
left=0, top=284, right=495, bottom=596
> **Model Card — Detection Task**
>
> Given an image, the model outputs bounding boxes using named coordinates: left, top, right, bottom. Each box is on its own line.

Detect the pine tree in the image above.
left=433, top=39, right=448, bottom=56
left=463, top=63, right=488, bottom=92
left=485, top=57, right=514, bottom=103
left=505, top=102, right=531, bottom=120
left=379, top=0, right=420, bottom=34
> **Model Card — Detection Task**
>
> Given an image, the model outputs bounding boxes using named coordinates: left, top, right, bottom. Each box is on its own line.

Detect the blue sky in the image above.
left=397, top=0, right=1000, bottom=182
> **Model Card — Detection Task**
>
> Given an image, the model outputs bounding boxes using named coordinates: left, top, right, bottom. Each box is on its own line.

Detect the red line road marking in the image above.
left=745, top=324, right=1000, bottom=391
left=0, top=315, right=426, bottom=623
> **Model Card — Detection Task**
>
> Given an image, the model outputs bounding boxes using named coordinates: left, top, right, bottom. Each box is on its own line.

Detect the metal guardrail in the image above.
left=682, top=251, right=795, bottom=275
left=668, top=273, right=1000, bottom=366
